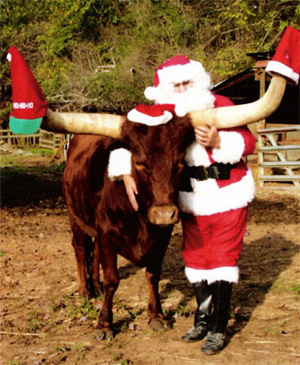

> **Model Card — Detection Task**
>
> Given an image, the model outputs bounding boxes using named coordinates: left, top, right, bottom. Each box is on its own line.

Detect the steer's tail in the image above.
left=7, top=46, right=49, bottom=134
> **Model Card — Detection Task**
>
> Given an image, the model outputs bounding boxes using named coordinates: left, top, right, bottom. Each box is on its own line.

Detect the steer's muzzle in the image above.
left=148, top=205, right=179, bottom=225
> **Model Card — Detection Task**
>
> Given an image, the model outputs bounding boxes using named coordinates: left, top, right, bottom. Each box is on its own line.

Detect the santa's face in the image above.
left=172, top=80, right=194, bottom=93
left=155, top=73, right=215, bottom=116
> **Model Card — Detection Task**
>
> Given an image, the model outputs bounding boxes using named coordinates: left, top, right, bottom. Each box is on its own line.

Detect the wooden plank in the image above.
left=258, top=175, right=300, bottom=181
left=258, top=126, right=300, bottom=134
left=259, top=145, right=300, bottom=152
left=259, top=161, right=300, bottom=167
left=0, top=133, right=41, bottom=139
left=39, top=142, right=54, bottom=149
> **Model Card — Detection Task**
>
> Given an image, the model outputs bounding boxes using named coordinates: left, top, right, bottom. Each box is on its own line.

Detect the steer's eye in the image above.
left=135, top=162, right=151, bottom=176
left=177, top=160, right=185, bottom=169
left=176, top=160, right=185, bottom=171
left=173, top=159, right=185, bottom=176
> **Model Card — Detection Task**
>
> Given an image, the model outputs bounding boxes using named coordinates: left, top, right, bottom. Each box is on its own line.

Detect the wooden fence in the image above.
left=0, top=129, right=61, bottom=147
left=257, top=125, right=300, bottom=188
left=0, top=129, right=69, bottom=162
left=0, top=129, right=40, bottom=147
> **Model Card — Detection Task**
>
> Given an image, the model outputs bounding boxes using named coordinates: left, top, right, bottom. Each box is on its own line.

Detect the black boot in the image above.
left=181, top=281, right=212, bottom=342
left=201, top=280, right=232, bottom=355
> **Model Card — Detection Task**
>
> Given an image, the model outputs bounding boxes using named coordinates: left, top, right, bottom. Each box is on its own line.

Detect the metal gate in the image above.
left=257, top=126, right=300, bottom=188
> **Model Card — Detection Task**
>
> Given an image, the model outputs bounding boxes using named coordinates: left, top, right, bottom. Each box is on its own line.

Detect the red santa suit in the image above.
left=179, top=94, right=256, bottom=285
left=108, top=55, right=256, bottom=287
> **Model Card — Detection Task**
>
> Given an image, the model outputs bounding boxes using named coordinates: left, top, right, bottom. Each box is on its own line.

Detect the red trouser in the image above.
left=181, top=207, right=248, bottom=270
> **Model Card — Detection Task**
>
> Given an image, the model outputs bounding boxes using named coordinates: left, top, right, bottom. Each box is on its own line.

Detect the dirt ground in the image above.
left=1, top=156, right=299, bottom=365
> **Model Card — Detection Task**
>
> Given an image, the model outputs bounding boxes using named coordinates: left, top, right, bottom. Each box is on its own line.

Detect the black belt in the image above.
left=180, top=163, right=236, bottom=192
left=188, top=163, right=236, bottom=181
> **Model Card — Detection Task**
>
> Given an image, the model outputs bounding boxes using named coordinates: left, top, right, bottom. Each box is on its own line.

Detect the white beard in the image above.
left=154, top=76, right=215, bottom=116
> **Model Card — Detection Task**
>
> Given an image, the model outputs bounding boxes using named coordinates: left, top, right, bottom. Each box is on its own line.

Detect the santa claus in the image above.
left=108, top=54, right=256, bottom=355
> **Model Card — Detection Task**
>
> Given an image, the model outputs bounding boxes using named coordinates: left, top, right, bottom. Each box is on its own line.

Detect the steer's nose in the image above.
left=148, top=205, right=179, bottom=225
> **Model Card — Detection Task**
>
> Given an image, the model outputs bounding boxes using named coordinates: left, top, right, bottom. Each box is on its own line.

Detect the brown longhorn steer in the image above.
left=62, top=117, right=195, bottom=339
left=44, top=74, right=286, bottom=339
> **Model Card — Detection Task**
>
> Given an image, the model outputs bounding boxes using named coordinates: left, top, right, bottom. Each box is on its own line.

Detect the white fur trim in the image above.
left=190, top=177, right=219, bottom=193
left=185, top=266, right=239, bottom=284
left=185, top=141, right=211, bottom=167
left=144, top=86, right=157, bottom=101
left=179, top=170, right=256, bottom=215
left=157, top=60, right=205, bottom=86
left=174, top=105, right=188, bottom=117
left=7, top=53, right=12, bottom=62
left=127, top=108, right=173, bottom=126
left=108, top=148, right=132, bottom=180
left=266, top=60, right=299, bottom=85
left=212, top=131, right=245, bottom=164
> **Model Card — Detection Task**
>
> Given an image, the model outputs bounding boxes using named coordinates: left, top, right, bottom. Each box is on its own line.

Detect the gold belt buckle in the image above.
left=195, top=166, right=208, bottom=181
left=204, top=167, right=209, bottom=180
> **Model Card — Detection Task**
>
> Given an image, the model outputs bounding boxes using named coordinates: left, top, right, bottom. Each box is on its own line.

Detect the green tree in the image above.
left=1, top=0, right=299, bottom=119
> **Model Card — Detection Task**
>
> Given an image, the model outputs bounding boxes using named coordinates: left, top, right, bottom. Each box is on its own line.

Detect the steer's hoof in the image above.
left=78, top=289, right=90, bottom=299
left=149, top=318, right=166, bottom=331
left=93, top=328, right=114, bottom=341
left=93, top=286, right=103, bottom=298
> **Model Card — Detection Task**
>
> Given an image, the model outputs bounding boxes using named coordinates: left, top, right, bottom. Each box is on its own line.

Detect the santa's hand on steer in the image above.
left=194, top=122, right=221, bottom=148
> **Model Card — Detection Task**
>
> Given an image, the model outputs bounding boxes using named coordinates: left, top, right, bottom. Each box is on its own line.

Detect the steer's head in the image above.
left=120, top=117, right=194, bottom=225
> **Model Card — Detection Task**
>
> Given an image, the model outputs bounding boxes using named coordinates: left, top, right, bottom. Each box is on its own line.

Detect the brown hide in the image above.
left=62, top=116, right=195, bottom=337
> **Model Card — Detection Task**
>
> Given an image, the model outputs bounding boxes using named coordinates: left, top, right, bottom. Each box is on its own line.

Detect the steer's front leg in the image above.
left=94, top=236, right=119, bottom=340
left=146, top=225, right=173, bottom=330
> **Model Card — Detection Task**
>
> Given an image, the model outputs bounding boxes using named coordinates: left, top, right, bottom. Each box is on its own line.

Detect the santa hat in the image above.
left=7, top=46, right=49, bottom=134
left=127, top=104, right=175, bottom=125
left=266, top=26, right=300, bottom=86
left=144, top=55, right=208, bottom=101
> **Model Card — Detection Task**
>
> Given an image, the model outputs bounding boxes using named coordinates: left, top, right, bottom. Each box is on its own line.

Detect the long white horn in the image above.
left=189, top=74, right=287, bottom=129
left=42, top=109, right=126, bottom=138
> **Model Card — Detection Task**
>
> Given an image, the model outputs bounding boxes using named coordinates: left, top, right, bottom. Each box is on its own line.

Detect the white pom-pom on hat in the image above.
left=144, top=86, right=157, bottom=101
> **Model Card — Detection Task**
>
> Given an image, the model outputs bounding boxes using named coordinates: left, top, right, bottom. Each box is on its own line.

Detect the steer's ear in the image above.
left=7, top=46, right=49, bottom=134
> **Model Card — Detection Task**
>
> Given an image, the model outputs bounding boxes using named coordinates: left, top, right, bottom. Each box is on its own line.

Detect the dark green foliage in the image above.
left=1, top=0, right=299, bottom=118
